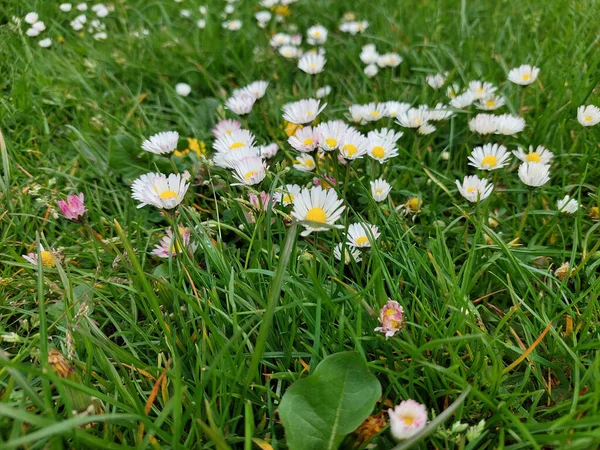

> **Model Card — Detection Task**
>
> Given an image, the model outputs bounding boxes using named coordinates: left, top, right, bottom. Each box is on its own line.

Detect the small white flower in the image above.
left=141, top=131, right=179, bottom=155
left=364, top=64, right=378, bottom=78
left=199, top=6, right=207, bottom=14
left=508, top=64, right=540, bottom=86
left=346, top=222, right=381, bottom=248
left=456, top=175, right=494, bottom=202
left=282, top=98, right=326, bottom=124
left=347, top=104, right=367, bottom=124
left=279, top=45, right=302, bottom=59
left=477, top=94, right=505, bottom=111
left=180, top=9, right=192, bottom=18
left=468, top=143, right=510, bottom=171
left=197, top=19, right=206, bottom=29
left=426, top=72, right=447, bottom=89
left=577, top=105, right=600, bottom=126
left=32, top=21, right=46, bottom=32
left=175, top=83, right=192, bottom=97
left=333, top=243, right=362, bottom=263
left=259, top=143, right=279, bottom=158
left=316, top=120, right=349, bottom=151
left=255, top=11, right=271, bottom=27
left=376, top=53, right=402, bottom=68
left=446, top=83, right=461, bottom=99
left=293, top=153, right=316, bottom=172
left=360, top=45, right=379, bottom=64
left=427, top=103, right=454, bottom=121
left=75, top=14, right=87, bottom=24
left=384, top=101, right=411, bottom=118
left=469, top=113, right=497, bottom=134
left=512, top=145, right=553, bottom=164
left=212, top=119, right=241, bottom=139
left=468, top=80, right=497, bottom=99
left=288, top=126, right=319, bottom=152
left=338, top=130, right=369, bottom=160
left=280, top=184, right=302, bottom=206
left=234, top=80, right=269, bottom=100
left=307, top=25, right=328, bottom=45
left=291, top=185, right=345, bottom=236
left=388, top=400, right=428, bottom=441
left=396, top=108, right=429, bottom=128
left=26, top=27, right=40, bottom=37
left=417, top=123, right=436, bottom=135
left=224, top=5, right=235, bottom=14
left=76, top=3, right=88, bottom=11
left=38, top=38, right=52, bottom=48
left=495, top=114, right=525, bottom=135
left=213, top=148, right=259, bottom=169
left=60, top=3, right=73, bottom=12
left=270, top=33, right=291, bottom=47
left=226, top=94, right=256, bottom=115
left=231, top=156, right=268, bottom=186
left=222, top=20, right=242, bottom=30
left=362, top=102, right=386, bottom=122
left=518, top=162, right=550, bottom=187
left=316, top=85, right=331, bottom=98
left=25, top=12, right=39, bottom=24
left=371, top=178, right=392, bottom=202
left=93, top=32, right=107, bottom=40
left=213, top=129, right=256, bottom=153
left=557, top=195, right=578, bottom=214
left=450, top=91, right=475, bottom=109
left=298, top=53, right=326, bottom=74
left=131, top=172, right=190, bottom=209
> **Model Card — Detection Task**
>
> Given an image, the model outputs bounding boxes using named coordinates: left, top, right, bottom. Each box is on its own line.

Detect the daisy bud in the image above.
left=58, top=193, right=87, bottom=221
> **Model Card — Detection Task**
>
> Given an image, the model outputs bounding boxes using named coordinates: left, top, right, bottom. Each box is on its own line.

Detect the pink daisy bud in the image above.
left=388, top=399, right=428, bottom=440
left=374, top=299, right=404, bottom=338
left=57, top=193, right=86, bottom=221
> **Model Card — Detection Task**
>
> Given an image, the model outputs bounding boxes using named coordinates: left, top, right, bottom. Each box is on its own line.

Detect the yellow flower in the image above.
left=41, top=251, right=56, bottom=268
left=174, top=138, right=206, bottom=157
left=273, top=5, right=290, bottom=16
left=590, top=206, right=599, bottom=221
left=406, top=197, right=423, bottom=213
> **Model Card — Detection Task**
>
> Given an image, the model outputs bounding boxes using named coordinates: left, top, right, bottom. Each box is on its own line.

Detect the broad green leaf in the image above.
left=279, top=352, right=382, bottom=450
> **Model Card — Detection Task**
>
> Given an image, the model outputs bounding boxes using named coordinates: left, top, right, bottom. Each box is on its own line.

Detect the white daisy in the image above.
left=468, top=143, right=510, bottom=171
left=293, top=153, right=316, bottom=171
left=369, top=128, right=403, bottom=143
left=417, top=123, right=436, bottom=135
left=141, top=131, right=179, bottom=155
left=231, top=157, right=267, bottom=186
left=316, top=120, right=349, bottom=151
left=388, top=400, right=428, bottom=440
left=450, top=91, right=475, bottom=109
left=213, top=147, right=259, bottom=169
left=307, top=25, right=328, bottom=45
left=25, top=12, right=39, bottom=24
left=255, top=11, right=271, bottom=27
left=495, top=114, right=525, bottom=135
left=508, top=64, right=540, bottom=86
left=175, top=83, right=191, bottom=97
left=469, top=113, right=498, bottom=134
left=346, top=222, right=380, bottom=248
left=362, top=102, right=387, bottom=122
left=225, top=94, right=255, bottom=115
left=376, top=53, right=402, bottom=68
left=347, top=104, right=368, bottom=124
left=59, top=3, right=72, bottom=12
left=427, top=103, right=454, bottom=121
left=212, top=119, right=242, bottom=138
left=131, top=173, right=189, bottom=209
left=360, top=45, right=379, bottom=64
left=577, top=105, right=600, bottom=126
left=384, top=101, right=411, bottom=118
left=338, top=130, right=369, bottom=160
left=468, top=80, right=497, bottom=99
left=426, top=72, right=447, bottom=89
left=213, top=129, right=256, bottom=153
left=364, top=64, right=379, bottom=78
left=279, top=45, right=302, bottom=59
left=291, top=185, right=345, bottom=236
left=477, top=94, right=505, bottom=111
left=222, top=20, right=242, bottom=31
left=316, top=85, right=331, bottom=98
left=512, top=145, right=553, bottom=164
left=456, top=175, right=494, bottom=202
left=32, top=21, right=46, bottom=32
left=282, top=98, right=326, bottom=124
left=241, top=80, right=269, bottom=100
left=557, top=195, right=578, bottom=214
left=518, top=162, right=550, bottom=187
left=370, top=178, right=392, bottom=202
left=280, top=184, right=302, bottom=206
left=333, top=243, right=362, bottom=264
left=289, top=126, right=319, bottom=152
left=446, top=83, right=461, bottom=99
left=396, top=107, right=429, bottom=128
left=26, top=28, right=40, bottom=37
left=298, top=53, right=326, bottom=74
left=259, top=143, right=279, bottom=158
left=270, top=33, right=291, bottom=47
left=366, top=132, right=398, bottom=163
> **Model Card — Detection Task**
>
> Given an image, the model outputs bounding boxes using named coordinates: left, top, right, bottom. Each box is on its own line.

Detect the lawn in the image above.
left=1, top=0, right=600, bottom=449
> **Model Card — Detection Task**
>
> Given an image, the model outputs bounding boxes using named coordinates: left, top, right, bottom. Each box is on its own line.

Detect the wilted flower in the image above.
left=58, top=193, right=87, bottom=221
left=22, top=245, right=57, bottom=268
left=152, top=227, right=194, bottom=258
left=375, top=300, right=404, bottom=338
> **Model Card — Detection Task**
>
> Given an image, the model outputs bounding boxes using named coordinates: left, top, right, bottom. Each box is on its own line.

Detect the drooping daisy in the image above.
left=554, top=262, right=571, bottom=280
left=346, top=222, right=381, bottom=248
left=152, top=227, right=194, bottom=258
left=450, top=91, right=475, bottom=109
left=293, top=153, right=316, bottom=171
left=384, top=101, right=411, bottom=118
left=316, top=120, right=349, bottom=151
left=22, top=244, right=59, bottom=268
left=279, top=45, right=302, bottom=59
left=234, top=80, right=269, bottom=100
left=469, top=113, right=498, bottom=134
left=374, top=300, right=404, bottom=338
left=288, top=126, right=319, bottom=152
left=316, top=85, right=331, bottom=98
left=370, top=178, right=392, bottom=202
left=298, top=53, right=326, bottom=74
left=557, top=195, right=578, bottom=214
left=291, top=185, right=345, bottom=236
left=468, top=80, right=497, bottom=100
left=468, top=143, right=510, bottom=171
left=362, top=102, right=387, bottom=122
left=427, top=103, right=454, bottom=121
left=366, top=132, right=398, bottom=163
left=213, top=147, right=259, bottom=169
left=280, top=184, right=302, bottom=206
left=333, top=243, right=362, bottom=264
left=508, top=64, right=540, bottom=86
left=282, top=98, right=326, bottom=124
left=364, top=64, right=378, bottom=78
left=131, top=172, right=190, bottom=209
left=338, top=130, right=369, bottom=160
left=512, top=145, right=553, bottom=164
left=456, top=175, right=494, bottom=202
left=376, top=53, right=403, bottom=68
left=231, top=157, right=268, bottom=186
left=426, top=72, right=447, bottom=89
left=495, top=114, right=525, bottom=135
left=388, top=400, right=428, bottom=440
left=417, top=123, right=436, bottom=135
left=477, top=94, right=505, bottom=111
left=577, top=105, right=600, bottom=126
left=396, top=107, right=430, bottom=128
left=518, top=162, right=550, bottom=187
left=306, top=25, right=328, bottom=45
left=213, top=129, right=256, bottom=153
left=141, top=131, right=179, bottom=155
left=212, top=119, right=242, bottom=138
left=225, top=94, right=256, bottom=115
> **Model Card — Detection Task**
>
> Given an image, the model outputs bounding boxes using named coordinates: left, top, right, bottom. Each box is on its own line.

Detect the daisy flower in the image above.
left=396, top=107, right=430, bottom=128
left=259, top=143, right=279, bottom=158
left=360, top=45, right=379, bottom=64
left=288, top=126, right=319, bottom=152
left=306, top=25, right=328, bottom=45
left=374, top=300, right=404, bottom=338
left=384, top=101, right=411, bottom=118
left=456, top=175, right=494, bottom=202
left=477, top=94, right=505, bottom=111
left=370, top=178, right=392, bottom=202
left=222, top=20, right=242, bottom=31
left=508, top=64, right=540, bottom=85
left=255, top=11, right=271, bottom=27
left=141, top=131, right=179, bottom=155
left=417, top=123, right=436, bottom=135
left=293, top=153, right=316, bottom=171
left=518, top=162, right=550, bottom=187
left=446, top=83, right=461, bottom=99
left=495, top=114, right=525, bottom=135
left=213, top=147, right=259, bottom=169
left=468, top=80, right=497, bottom=99
left=233, top=81, right=269, bottom=100
left=577, top=105, right=600, bottom=126
left=22, top=244, right=57, bottom=268
left=426, top=72, right=447, bottom=89
left=333, top=243, right=362, bottom=264
left=131, top=173, right=190, bottom=209
left=60, top=4, right=73, bottom=12
left=282, top=98, right=326, bottom=124
left=346, top=222, right=380, bottom=248
left=427, top=103, right=454, bottom=121
left=279, top=45, right=302, bottom=59
left=388, top=400, right=428, bottom=440
left=231, top=157, right=268, bottom=186
left=291, top=185, right=345, bottom=236
left=366, top=132, right=398, bottom=163
left=212, top=119, right=242, bottom=138
left=450, top=91, right=475, bottom=109
left=38, top=38, right=52, bottom=48
left=298, top=53, right=326, bottom=74
left=25, top=12, right=39, bottom=24
left=175, top=83, right=191, bottom=97
left=469, top=113, right=498, bottom=134
left=468, top=143, right=510, bottom=171
left=376, top=53, right=403, bottom=68
left=280, top=184, right=302, bottom=206
left=362, top=102, right=387, bottom=122
left=213, top=129, right=256, bottom=153
left=270, top=33, right=291, bottom=47
left=347, top=104, right=368, bottom=124
left=58, top=193, right=86, bottom=220
left=364, top=64, right=378, bottom=78
left=316, top=85, right=331, bottom=98
left=226, top=94, right=255, bottom=115
left=370, top=128, right=403, bottom=143
left=152, top=227, right=194, bottom=258
left=338, top=130, right=369, bottom=160
left=512, top=145, right=553, bottom=164
left=316, top=120, right=349, bottom=151
left=557, top=195, right=578, bottom=214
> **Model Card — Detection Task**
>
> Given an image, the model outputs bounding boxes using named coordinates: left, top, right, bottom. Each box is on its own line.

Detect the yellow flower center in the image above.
left=306, top=110, right=313, bottom=117
left=325, top=138, right=337, bottom=148
left=481, top=155, right=497, bottom=167
left=486, top=100, right=496, bottom=108
left=370, top=110, right=380, bottom=117
left=226, top=129, right=232, bottom=135
left=244, top=171, right=258, bottom=181
left=522, top=74, right=531, bottom=80
left=282, top=194, right=294, bottom=203
left=230, top=141, right=245, bottom=150
left=343, top=144, right=358, bottom=157
left=309, top=63, right=317, bottom=69
left=356, top=236, right=369, bottom=245
left=526, top=153, right=541, bottom=163
left=476, top=87, right=484, bottom=93
left=314, top=31, right=321, bottom=37
left=375, top=189, right=383, bottom=196
left=407, top=197, right=422, bottom=211
left=402, top=416, right=415, bottom=426
left=159, top=190, right=178, bottom=199
left=415, top=118, right=422, bottom=125
left=466, top=187, right=475, bottom=193
left=584, top=116, right=593, bottom=122
left=306, top=207, right=326, bottom=223
left=41, top=251, right=55, bottom=268
left=303, top=138, right=314, bottom=146
left=371, top=146, right=385, bottom=159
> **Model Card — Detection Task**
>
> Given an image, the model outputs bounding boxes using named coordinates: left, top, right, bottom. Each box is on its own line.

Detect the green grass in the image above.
left=2, top=0, right=600, bottom=448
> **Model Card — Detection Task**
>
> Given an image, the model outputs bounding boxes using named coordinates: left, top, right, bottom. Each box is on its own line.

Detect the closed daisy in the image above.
left=141, top=131, right=179, bottom=155
left=131, top=172, right=189, bottom=209
left=518, top=162, right=550, bottom=187
left=346, top=222, right=381, bottom=248
left=456, top=175, right=494, bottom=202
left=175, top=82, right=191, bottom=97
left=282, top=98, right=326, bottom=124
left=426, top=72, right=447, bottom=89
left=293, top=153, right=316, bottom=171
left=468, top=143, right=510, bottom=171
left=298, top=53, right=326, bottom=74
left=370, top=178, right=392, bottom=202
left=316, top=85, right=331, bottom=98
left=213, top=129, right=255, bottom=153
left=22, top=244, right=57, bottom=268
left=226, top=94, right=256, bottom=115
left=469, top=114, right=498, bottom=134
left=508, top=64, right=540, bottom=85
left=231, top=157, right=267, bottom=186
left=495, top=114, right=525, bottom=135
left=316, top=120, right=349, bottom=151
left=333, top=243, right=362, bottom=264
left=512, top=145, right=553, bottom=164
left=577, top=105, right=600, bottom=126
left=388, top=400, right=428, bottom=440
left=338, top=130, right=369, bottom=160
left=291, top=185, right=345, bottom=236
left=288, top=126, right=319, bottom=152
left=374, top=300, right=404, bottom=338
left=557, top=195, right=578, bottom=214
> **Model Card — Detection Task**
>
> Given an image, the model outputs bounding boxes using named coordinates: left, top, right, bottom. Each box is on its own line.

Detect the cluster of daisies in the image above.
left=359, top=44, right=403, bottom=78
left=60, top=2, right=114, bottom=40
left=20, top=12, right=52, bottom=48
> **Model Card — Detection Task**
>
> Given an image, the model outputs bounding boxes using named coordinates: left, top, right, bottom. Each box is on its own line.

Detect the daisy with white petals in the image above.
left=298, top=53, right=326, bottom=74
left=288, top=126, right=319, bottom=152
left=477, top=94, right=505, bottom=111
left=316, top=120, right=348, bottom=151
left=283, top=99, right=326, bottom=124
left=518, top=162, right=550, bottom=187
left=512, top=145, right=553, bottom=164
left=396, top=108, right=430, bottom=128
left=141, top=131, right=179, bottom=155
left=508, top=64, right=540, bottom=85
left=231, top=157, right=267, bottom=186
left=306, top=25, right=328, bottom=45
left=226, top=94, right=256, bottom=115
left=338, top=130, right=369, bottom=160
left=212, top=119, right=242, bottom=138
left=333, top=243, right=362, bottom=264
left=388, top=400, right=428, bottom=440
left=213, top=147, right=259, bottom=169
left=426, top=72, right=447, bottom=89
left=316, top=85, right=331, bottom=98
left=577, top=105, right=600, bottom=126
left=468, top=81, right=497, bottom=99
left=131, top=173, right=189, bottom=209
left=362, top=102, right=387, bottom=122
left=280, top=184, right=302, bottom=206
left=384, top=101, right=411, bottom=118
left=346, top=222, right=381, bottom=248
left=468, top=144, right=510, bottom=171
left=366, top=132, right=398, bottom=163
left=293, top=154, right=316, bottom=171
left=376, top=53, right=403, bottom=68
left=456, top=175, right=494, bottom=202
left=291, top=185, right=345, bottom=236
left=469, top=114, right=497, bottom=134
left=213, top=129, right=255, bottom=153
left=557, top=195, right=578, bottom=214
left=371, top=178, right=392, bottom=202
left=495, top=114, right=525, bottom=135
